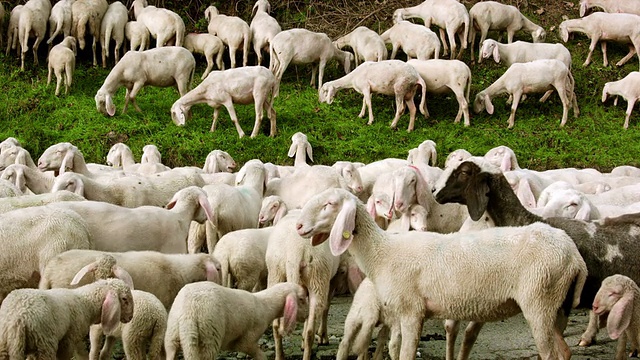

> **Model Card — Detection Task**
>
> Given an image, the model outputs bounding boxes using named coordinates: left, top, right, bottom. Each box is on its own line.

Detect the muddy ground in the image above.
left=214, top=294, right=619, bottom=360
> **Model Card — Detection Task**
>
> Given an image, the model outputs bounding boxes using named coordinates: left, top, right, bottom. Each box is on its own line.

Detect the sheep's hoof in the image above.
left=577, top=338, right=593, bottom=347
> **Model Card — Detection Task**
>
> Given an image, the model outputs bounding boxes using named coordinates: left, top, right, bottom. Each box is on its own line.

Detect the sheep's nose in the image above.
left=296, top=223, right=302, bottom=230
left=394, top=201, right=404, bottom=209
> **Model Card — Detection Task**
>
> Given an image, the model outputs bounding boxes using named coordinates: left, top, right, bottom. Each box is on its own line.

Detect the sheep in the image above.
left=171, top=66, right=276, bottom=138
left=202, top=149, right=236, bottom=175
left=357, top=158, right=408, bottom=201
left=0, top=179, right=22, bottom=198
left=250, top=0, right=281, bottom=66
left=0, top=278, right=133, bottom=359
left=406, top=59, right=471, bottom=126
left=468, top=1, right=546, bottom=62
left=269, top=28, right=354, bottom=97
left=537, top=188, right=602, bottom=220
left=407, top=140, right=437, bottom=167
left=432, top=157, right=640, bottom=347
left=204, top=5, right=250, bottom=69
left=47, top=35, right=76, bottom=96
left=265, top=211, right=340, bottom=360
left=333, top=161, right=365, bottom=196
left=0, top=144, right=37, bottom=170
left=95, top=46, right=195, bottom=116
left=38, top=142, right=120, bottom=179
left=40, top=249, right=221, bottom=309
left=106, top=142, right=170, bottom=175
left=484, top=145, right=520, bottom=172
left=296, top=187, right=588, bottom=360
left=140, top=144, right=162, bottom=164
left=184, top=32, right=225, bottom=80
left=125, top=20, right=149, bottom=51
left=0, top=205, right=92, bottom=304
left=480, top=39, right=571, bottom=68
left=444, top=148, right=473, bottom=169
left=18, top=0, right=52, bottom=70
left=164, top=281, right=308, bottom=359
left=586, top=183, right=640, bottom=207
left=71, top=0, right=108, bottom=67
left=288, top=132, right=313, bottom=167
left=559, top=12, right=640, bottom=69
left=5, top=5, right=23, bottom=57
left=132, top=0, right=185, bottom=48
left=99, top=1, right=127, bottom=68
left=0, top=190, right=84, bottom=214
left=612, top=165, right=640, bottom=177
left=1, top=163, right=54, bottom=194
left=46, top=0, right=73, bottom=46
left=259, top=194, right=288, bottom=226
left=579, top=0, right=640, bottom=17
left=592, top=274, right=640, bottom=360
left=380, top=20, right=441, bottom=61
left=333, top=26, right=387, bottom=66
left=319, top=60, right=427, bottom=132
left=602, top=71, right=640, bottom=129
left=393, top=0, right=469, bottom=59
left=386, top=203, right=428, bottom=232
left=473, top=59, right=579, bottom=128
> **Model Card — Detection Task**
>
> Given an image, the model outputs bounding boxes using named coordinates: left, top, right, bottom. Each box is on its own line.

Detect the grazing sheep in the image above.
left=297, top=188, right=587, bottom=360
left=432, top=157, right=640, bottom=347
left=6, top=5, right=23, bottom=57
left=71, top=0, right=108, bottom=67
left=480, top=39, right=572, bottom=68
left=165, top=282, right=308, bottom=360
left=319, top=60, right=427, bottom=132
left=334, top=26, right=387, bottom=66
left=99, top=1, right=128, bottom=68
left=204, top=5, right=251, bottom=68
left=95, top=46, right=195, bottom=116
left=468, top=1, right=546, bottom=61
left=602, top=71, right=640, bottom=129
left=393, top=0, right=469, bottom=59
left=171, top=66, right=277, bottom=138
left=250, top=0, right=281, bottom=66
left=125, top=20, right=149, bottom=51
left=559, top=12, right=640, bottom=69
left=184, top=32, right=225, bottom=79
left=18, top=0, right=52, bottom=70
left=46, top=0, right=73, bottom=46
left=473, top=59, right=579, bottom=128
left=269, top=28, right=354, bottom=97
left=380, top=20, right=441, bottom=61
left=592, top=274, right=640, bottom=360
left=0, top=278, right=133, bottom=360
left=580, top=0, right=640, bottom=17
left=47, top=35, right=76, bottom=96
left=40, top=249, right=221, bottom=309
left=132, top=0, right=185, bottom=47
left=407, top=59, right=471, bottom=126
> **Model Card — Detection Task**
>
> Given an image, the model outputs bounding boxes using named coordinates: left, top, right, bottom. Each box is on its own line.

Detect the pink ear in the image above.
left=199, top=194, right=214, bottom=222
left=366, top=196, right=377, bottom=218
left=329, top=198, right=357, bottom=256
left=273, top=203, right=287, bottom=225
left=500, top=153, right=512, bottom=172
left=607, top=292, right=634, bottom=339
left=101, top=290, right=122, bottom=335
left=408, top=166, right=430, bottom=212
left=113, top=266, right=134, bottom=290
left=283, top=293, right=299, bottom=335
left=205, top=259, right=220, bottom=283
left=60, top=149, right=75, bottom=174
left=71, top=262, right=97, bottom=286
left=517, top=178, right=536, bottom=208
left=106, top=95, right=116, bottom=117
left=347, top=265, right=365, bottom=294
left=166, top=199, right=177, bottom=209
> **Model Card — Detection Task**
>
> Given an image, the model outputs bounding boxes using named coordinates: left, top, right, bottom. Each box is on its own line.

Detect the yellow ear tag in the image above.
left=342, top=231, right=351, bottom=239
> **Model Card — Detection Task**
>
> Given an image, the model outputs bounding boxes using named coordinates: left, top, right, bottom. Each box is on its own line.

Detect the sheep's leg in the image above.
left=310, top=64, right=318, bottom=88
left=317, top=61, right=327, bottom=90
left=254, top=42, right=263, bottom=66
left=32, top=36, right=42, bottom=66
left=447, top=28, right=457, bottom=59
left=616, top=44, right=637, bottom=67
left=452, top=87, right=469, bottom=126
left=66, top=62, right=74, bottom=95
left=398, top=316, right=423, bottom=360
left=507, top=91, right=523, bottom=128
left=469, top=26, right=477, bottom=62
left=187, top=222, right=206, bottom=254
left=88, top=326, right=103, bottom=360
left=387, top=323, right=401, bottom=360
left=601, top=41, right=609, bottom=67
left=539, top=90, right=554, bottom=103
left=439, top=28, right=449, bottom=57
left=444, top=320, right=459, bottom=360
left=358, top=96, right=367, bottom=118
left=555, top=82, right=570, bottom=126
left=372, top=325, right=389, bottom=360
left=229, top=45, right=237, bottom=68
left=624, top=98, right=636, bottom=129
left=389, top=91, right=406, bottom=130
left=92, top=35, right=98, bottom=67
left=615, top=332, right=629, bottom=360
left=238, top=341, right=266, bottom=360
left=457, top=321, right=485, bottom=360
left=115, top=41, right=121, bottom=64
left=578, top=310, right=599, bottom=346
left=223, top=99, right=246, bottom=138
left=390, top=44, right=399, bottom=60
left=523, top=309, right=563, bottom=360
left=336, top=321, right=360, bottom=360
left=404, top=90, right=417, bottom=132
left=250, top=94, right=266, bottom=138
left=123, top=88, right=132, bottom=113
left=102, top=41, right=108, bottom=68
left=47, top=65, right=53, bottom=86
left=363, top=88, right=375, bottom=125
left=54, top=68, right=63, bottom=96
left=584, top=37, right=599, bottom=66
left=98, top=335, right=117, bottom=360
left=216, top=48, right=225, bottom=71
left=127, top=82, right=144, bottom=112
left=211, top=107, right=221, bottom=132
left=302, top=294, right=320, bottom=360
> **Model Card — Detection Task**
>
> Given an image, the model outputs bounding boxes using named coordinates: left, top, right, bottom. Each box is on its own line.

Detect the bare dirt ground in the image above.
left=220, top=294, right=620, bottom=360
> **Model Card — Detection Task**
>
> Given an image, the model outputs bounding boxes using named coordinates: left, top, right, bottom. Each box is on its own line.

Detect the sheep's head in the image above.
left=203, top=150, right=235, bottom=173
left=479, top=40, right=499, bottom=63
left=540, top=188, right=592, bottom=220
left=409, top=204, right=428, bottom=231
left=473, top=92, right=493, bottom=114
left=171, top=102, right=191, bottom=126
left=95, top=89, right=116, bottom=116
left=366, top=192, right=394, bottom=220
left=259, top=195, right=286, bottom=226
left=204, top=5, right=219, bottom=22
left=341, top=164, right=364, bottom=195
left=532, top=27, right=546, bottom=43
left=601, top=84, right=611, bottom=103
left=0, top=145, right=27, bottom=170
left=0, top=165, right=26, bottom=193
left=38, top=142, right=78, bottom=173
left=52, top=172, right=85, bottom=195
left=98, top=279, right=135, bottom=335
left=392, top=9, right=405, bottom=24
left=592, top=275, right=638, bottom=340
left=0, top=137, right=21, bottom=154
left=444, top=149, right=473, bottom=169
left=558, top=22, right=570, bottom=43
left=106, top=143, right=128, bottom=167
left=319, top=84, right=337, bottom=104
left=166, top=186, right=214, bottom=224
left=141, top=144, right=162, bottom=164
left=484, top=145, right=518, bottom=172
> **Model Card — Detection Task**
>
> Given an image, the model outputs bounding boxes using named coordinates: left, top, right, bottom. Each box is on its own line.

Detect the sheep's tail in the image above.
left=565, top=261, right=588, bottom=315
left=147, top=318, right=166, bottom=359
left=269, top=41, right=281, bottom=97
left=18, top=11, right=33, bottom=55
left=178, top=319, right=201, bottom=359
left=104, top=24, right=113, bottom=60
left=47, top=20, right=63, bottom=44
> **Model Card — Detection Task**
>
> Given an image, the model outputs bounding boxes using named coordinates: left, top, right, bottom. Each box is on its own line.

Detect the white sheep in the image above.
left=0, top=190, right=84, bottom=214
left=592, top=274, right=640, bottom=360
left=334, top=26, right=388, bottom=66
left=184, top=32, right=225, bottom=80
left=46, top=0, right=73, bottom=46
left=171, top=66, right=277, bottom=138
left=259, top=194, right=288, bottom=226
left=288, top=132, right=313, bottom=167
left=296, top=188, right=588, bottom=360
left=47, top=35, right=76, bottom=96
left=484, top=145, right=520, bottom=172
left=473, top=59, right=579, bottom=128
left=124, top=20, right=149, bottom=51
left=250, top=0, right=281, bottom=66
left=1, top=163, right=54, bottom=194
left=40, top=249, right=221, bottom=309
left=106, top=142, right=169, bottom=175
left=0, top=144, right=37, bottom=170
left=132, top=0, right=185, bottom=47
left=18, top=0, right=52, bottom=70
left=586, top=183, right=640, bottom=207
left=165, top=281, right=308, bottom=359
left=140, top=144, right=161, bottom=164
left=99, top=1, right=127, bottom=68
left=407, top=140, right=437, bottom=167
left=71, top=0, right=108, bottom=67
left=580, top=0, right=640, bottom=17
left=202, top=149, right=236, bottom=174
left=380, top=20, right=441, bottom=61
left=333, top=161, right=365, bottom=196
left=204, top=5, right=251, bottom=68
left=386, top=203, right=429, bottom=232
left=38, top=142, right=123, bottom=179
left=480, top=39, right=571, bottom=68
left=5, top=5, right=23, bottom=57
left=319, top=60, right=427, bottom=132
left=0, top=278, right=133, bottom=359
left=95, top=46, right=195, bottom=116
left=407, top=59, right=471, bottom=126
left=611, top=165, right=640, bottom=177
left=469, top=1, right=546, bottom=62
left=538, top=187, right=601, bottom=220
left=559, top=12, right=640, bottom=69
left=0, top=138, right=21, bottom=153
left=602, top=71, right=640, bottom=129
left=393, top=0, right=469, bottom=59
left=0, top=179, right=22, bottom=198
left=357, top=158, right=408, bottom=201
left=444, top=148, right=473, bottom=169
left=269, top=28, right=354, bottom=97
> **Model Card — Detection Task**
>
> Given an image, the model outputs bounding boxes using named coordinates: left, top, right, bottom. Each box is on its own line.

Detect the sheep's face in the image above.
left=171, top=104, right=190, bottom=126
left=540, top=189, right=587, bottom=220
left=433, top=160, right=490, bottom=212
left=532, top=28, right=546, bottom=43
left=409, top=204, right=428, bottom=231
left=392, top=9, right=405, bottom=24
left=318, top=84, right=336, bottom=104
left=259, top=197, right=281, bottom=225
left=297, top=188, right=354, bottom=246
left=0, top=145, right=22, bottom=170
left=52, top=173, right=84, bottom=195
left=342, top=166, right=364, bottom=194
left=593, top=279, right=625, bottom=315
left=95, top=90, right=116, bottom=116
left=473, top=92, right=493, bottom=114
left=558, top=23, right=569, bottom=43
left=38, top=143, right=71, bottom=172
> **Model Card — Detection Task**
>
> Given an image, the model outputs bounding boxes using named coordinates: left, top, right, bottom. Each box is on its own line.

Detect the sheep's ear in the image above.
left=400, top=212, right=411, bottom=231
left=410, top=166, right=430, bottom=212
left=430, top=151, right=437, bottom=167
left=73, top=178, right=85, bottom=196
left=14, top=169, right=26, bottom=193
left=500, top=153, right=513, bottom=172
left=575, top=201, right=592, bottom=221
left=273, top=203, right=287, bottom=225
left=306, top=143, right=313, bottom=163
left=198, top=193, right=215, bottom=222
left=106, top=94, right=116, bottom=117
left=70, top=262, right=97, bottom=286
left=283, top=293, right=300, bottom=335
left=607, top=292, right=634, bottom=340
left=579, top=2, right=587, bottom=17
left=329, top=198, right=357, bottom=256
left=251, top=1, right=259, bottom=16
left=516, top=178, right=536, bottom=208
left=60, top=148, right=75, bottom=174
left=112, top=266, right=134, bottom=290
left=465, top=172, right=490, bottom=221
left=602, top=86, right=609, bottom=103
left=366, top=196, right=377, bottom=219
left=101, top=290, right=122, bottom=336
left=560, top=26, right=569, bottom=42
left=205, top=259, right=220, bottom=283
left=15, top=150, right=26, bottom=165
left=484, top=94, right=494, bottom=115
left=287, top=142, right=297, bottom=158
left=492, top=45, right=500, bottom=63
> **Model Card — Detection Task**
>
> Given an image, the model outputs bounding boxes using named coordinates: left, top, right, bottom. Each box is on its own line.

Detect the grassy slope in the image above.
left=0, top=1, right=639, bottom=172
